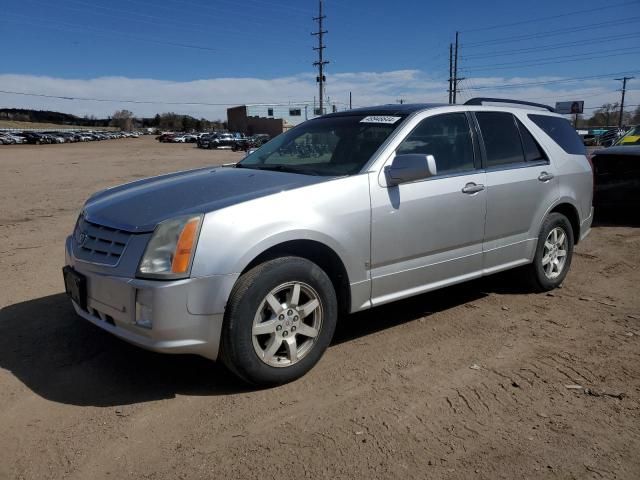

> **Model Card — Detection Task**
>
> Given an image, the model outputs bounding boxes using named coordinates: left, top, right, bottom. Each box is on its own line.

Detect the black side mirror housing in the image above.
left=386, top=154, right=437, bottom=186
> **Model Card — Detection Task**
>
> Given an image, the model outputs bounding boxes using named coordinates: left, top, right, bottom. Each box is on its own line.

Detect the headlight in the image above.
left=137, top=215, right=202, bottom=279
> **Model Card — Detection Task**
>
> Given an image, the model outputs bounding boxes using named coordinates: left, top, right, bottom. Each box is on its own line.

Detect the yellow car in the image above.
left=616, top=125, right=640, bottom=145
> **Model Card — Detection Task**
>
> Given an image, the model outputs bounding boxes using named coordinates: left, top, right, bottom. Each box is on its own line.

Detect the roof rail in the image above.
left=464, top=97, right=555, bottom=112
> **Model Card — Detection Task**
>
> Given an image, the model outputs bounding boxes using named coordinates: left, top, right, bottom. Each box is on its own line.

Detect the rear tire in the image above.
left=220, top=256, right=337, bottom=386
left=524, top=212, right=574, bottom=291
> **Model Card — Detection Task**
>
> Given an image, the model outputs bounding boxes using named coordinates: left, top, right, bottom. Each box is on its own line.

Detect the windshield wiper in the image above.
left=235, top=164, right=321, bottom=176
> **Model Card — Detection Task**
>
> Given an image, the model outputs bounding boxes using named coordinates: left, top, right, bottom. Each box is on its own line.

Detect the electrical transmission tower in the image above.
left=312, top=0, right=329, bottom=115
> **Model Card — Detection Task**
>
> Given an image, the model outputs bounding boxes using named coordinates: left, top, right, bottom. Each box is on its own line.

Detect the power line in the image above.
left=2, top=13, right=225, bottom=52
left=17, top=0, right=303, bottom=48
left=0, top=89, right=331, bottom=106
left=125, top=0, right=312, bottom=32
left=135, top=0, right=314, bottom=17
left=461, top=48, right=640, bottom=73
left=461, top=0, right=640, bottom=33
left=582, top=104, right=639, bottom=110
left=461, top=32, right=640, bottom=60
left=2, top=12, right=309, bottom=65
left=528, top=89, right=624, bottom=101
left=463, top=70, right=640, bottom=90
left=462, top=16, right=640, bottom=48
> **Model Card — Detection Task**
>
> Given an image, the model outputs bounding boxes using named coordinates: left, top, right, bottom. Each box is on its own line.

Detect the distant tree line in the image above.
left=143, top=112, right=226, bottom=132
left=579, top=104, right=640, bottom=128
left=0, top=108, right=226, bottom=131
left=0, top=108, right=110, bottom=126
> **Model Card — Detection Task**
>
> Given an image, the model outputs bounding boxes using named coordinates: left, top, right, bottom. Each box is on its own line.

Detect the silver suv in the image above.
left=63, top=98, right=593, bottom=385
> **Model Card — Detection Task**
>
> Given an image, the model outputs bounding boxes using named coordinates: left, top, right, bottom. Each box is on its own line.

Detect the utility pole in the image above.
left=397, top=98, right=404, bottom=104
left=349, top=91, right=352, bottom=110
left=615, top=76, right=634, bottom=128
left=452, top=31, right=465, bottom=104
left=312, top=0, right=329, bottom=115
left=448, top=43, right=453, bottom=104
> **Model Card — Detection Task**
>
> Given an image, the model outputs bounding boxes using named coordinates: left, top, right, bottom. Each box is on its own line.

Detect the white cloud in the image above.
left=0, top=71, right=632, bottom=120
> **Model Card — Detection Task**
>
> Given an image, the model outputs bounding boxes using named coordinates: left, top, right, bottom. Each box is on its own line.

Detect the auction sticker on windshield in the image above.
left=360, top=116, right=402, bottom=124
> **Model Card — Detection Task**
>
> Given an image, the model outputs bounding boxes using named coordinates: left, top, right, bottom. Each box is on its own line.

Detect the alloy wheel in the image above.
left=542, top=226, right=568, bottom=279
left=252, top=281, right=323, bottom=367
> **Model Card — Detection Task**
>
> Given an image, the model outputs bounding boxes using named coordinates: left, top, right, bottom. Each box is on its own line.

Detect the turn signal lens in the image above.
left=171, top=217, right=200, bottom=274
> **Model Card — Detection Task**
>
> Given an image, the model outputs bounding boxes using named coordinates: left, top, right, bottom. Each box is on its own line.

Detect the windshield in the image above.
left=615, top=126, right=640, bottom=146
left=238, top=114, right=406, bottom=176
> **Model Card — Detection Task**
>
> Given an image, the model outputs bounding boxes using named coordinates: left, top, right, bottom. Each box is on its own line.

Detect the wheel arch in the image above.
left=240, top=239, right=351, bottom=316
left=549, top=201, right=581, bottom=244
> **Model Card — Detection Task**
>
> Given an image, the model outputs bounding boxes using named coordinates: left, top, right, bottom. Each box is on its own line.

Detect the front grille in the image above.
left=74, top=217, right=131, bottom=266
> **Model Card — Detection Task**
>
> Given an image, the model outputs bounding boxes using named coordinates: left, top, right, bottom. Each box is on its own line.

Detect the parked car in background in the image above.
left=252, top=134, right=271, bottom=146
left=591, top=126, right=640, bottom=212
left=19, top=132, right=47, bottom=144
left=8, top=133, right=27, bottom=144
left=0, top=129, right=143, bottom=145
left=231, top=134, right=271, bottom=152
left=216, top=133, right=237, bottom=148
left=63, top=98, right=592, bottom=385
left=171, top=134, right=198, bottom=143
left=0, top=133, right=16, bottom=144
left=197, top=133, right=216, bottom=149
left=614, top=125, right=640, bottom=146
left=597, top=128, right=626, bottom=147
left=156, top=133, right=176, bottom=143
left=185, top=134, right=199, bottom=143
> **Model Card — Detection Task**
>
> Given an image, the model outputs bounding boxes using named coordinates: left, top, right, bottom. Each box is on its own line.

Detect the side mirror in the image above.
left=385, top=154, right=437, bottom=186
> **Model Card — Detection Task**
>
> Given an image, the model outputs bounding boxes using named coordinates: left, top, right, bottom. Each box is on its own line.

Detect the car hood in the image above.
left=83, top=166, right=330, bottom=233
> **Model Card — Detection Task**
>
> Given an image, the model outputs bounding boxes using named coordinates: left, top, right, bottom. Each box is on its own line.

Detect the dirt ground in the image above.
left=0, top=136, right=639, bottom=480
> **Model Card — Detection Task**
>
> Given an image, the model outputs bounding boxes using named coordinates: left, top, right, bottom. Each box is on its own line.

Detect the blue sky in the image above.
left=1, top=0, right=639, bottom=119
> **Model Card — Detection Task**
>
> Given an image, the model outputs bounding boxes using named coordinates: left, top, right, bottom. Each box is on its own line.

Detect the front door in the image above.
left=370, top=112, right=487, bottom=306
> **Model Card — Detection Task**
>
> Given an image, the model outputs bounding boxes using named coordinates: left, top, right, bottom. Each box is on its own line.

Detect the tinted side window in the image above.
left=396, top=113, right=474, bottom=176
left=475, top=112, right=525, bottom=168
left=528, top=114, right=586, bottom=155
left=517, top=119, right=547, bottom=162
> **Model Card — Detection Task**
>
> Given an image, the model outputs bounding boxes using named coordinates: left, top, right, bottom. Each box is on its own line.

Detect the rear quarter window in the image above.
left=528, top=114, right=586, bottom=155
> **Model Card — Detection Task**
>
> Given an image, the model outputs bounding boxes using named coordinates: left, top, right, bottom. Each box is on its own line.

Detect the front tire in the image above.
left=525, top=212, right=574, bottom=291
left=220, top=256, right=337, bottom=386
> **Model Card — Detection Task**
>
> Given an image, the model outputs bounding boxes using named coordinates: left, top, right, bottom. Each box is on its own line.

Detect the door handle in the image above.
left=462, top=182, right=485, bottom=194
left=538, top=171, right=554, bottom=182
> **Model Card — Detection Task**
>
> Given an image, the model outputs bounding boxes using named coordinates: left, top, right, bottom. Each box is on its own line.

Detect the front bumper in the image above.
left=65, top=236, right=237, bottom=360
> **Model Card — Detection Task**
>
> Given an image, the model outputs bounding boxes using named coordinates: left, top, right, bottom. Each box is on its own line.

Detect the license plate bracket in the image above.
left=63, top=266, right=87, bottom=311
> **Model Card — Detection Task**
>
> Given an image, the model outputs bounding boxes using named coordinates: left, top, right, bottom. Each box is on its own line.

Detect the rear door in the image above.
left=473, top=111, right=559, bottom=273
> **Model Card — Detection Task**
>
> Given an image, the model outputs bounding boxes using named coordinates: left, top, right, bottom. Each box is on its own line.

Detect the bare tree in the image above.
left=587, top=103, right=619, bottom=127
left=110, top=109, right=135, bottom=131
